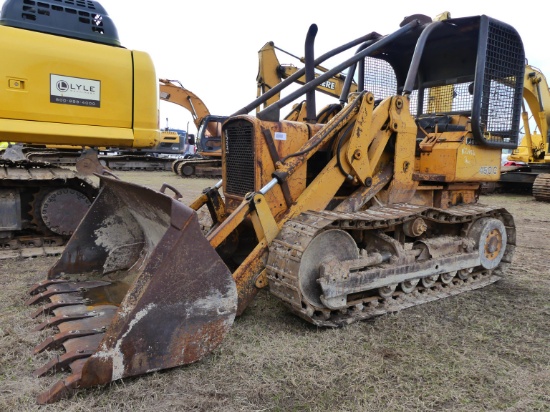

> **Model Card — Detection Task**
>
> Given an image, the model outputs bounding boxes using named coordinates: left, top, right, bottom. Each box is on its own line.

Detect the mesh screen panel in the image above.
left=363, top=57, right=397, bottom=101
left=361, top=18, right=524, bottom=148
left=478, top=21, right=524, bottom=145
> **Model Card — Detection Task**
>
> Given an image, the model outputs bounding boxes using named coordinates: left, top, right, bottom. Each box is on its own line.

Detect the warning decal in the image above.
left=50, top=74, right=101, bottom=108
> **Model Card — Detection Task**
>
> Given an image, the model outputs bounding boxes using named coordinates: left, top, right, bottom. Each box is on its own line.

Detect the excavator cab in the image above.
left=171, top=115, right=227, bottom=177
left=196, top=115, right=226, bottom=157
left=27, top=12, right=524, bottom=404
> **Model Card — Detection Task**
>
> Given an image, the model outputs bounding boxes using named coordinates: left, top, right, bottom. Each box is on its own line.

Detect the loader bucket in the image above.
left=27, top=175, right=238, bottom=404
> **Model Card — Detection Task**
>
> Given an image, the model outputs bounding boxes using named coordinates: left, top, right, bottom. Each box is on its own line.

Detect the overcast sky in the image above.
left=2, top=0, right=547, bottom=134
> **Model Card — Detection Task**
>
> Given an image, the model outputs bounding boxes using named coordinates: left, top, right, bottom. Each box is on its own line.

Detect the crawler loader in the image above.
left=27, top=12, right=523, bottom=404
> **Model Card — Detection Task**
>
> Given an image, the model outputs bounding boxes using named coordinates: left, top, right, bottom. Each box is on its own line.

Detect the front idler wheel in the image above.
left=298, top=229, right=359, bottom=309
left=468, top=218, right=507, bottom=270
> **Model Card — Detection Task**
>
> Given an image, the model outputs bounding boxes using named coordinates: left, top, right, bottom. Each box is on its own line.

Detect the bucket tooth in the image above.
left=34, top=306, right=118, bottom=331
left=55, top=309, right=117, bottom=333
left=34, top=333, right=105, bottom=378
left=33, top=328, right=106, bottom=354
left=34, top=349, right=95, bottom=377
left=31, top=294, right=90, bottom=318
left=35, top=367, right=84, bottom=405
left=28, top=279, right=69, bottom=295
left=25, top=281, right=111, bottom=306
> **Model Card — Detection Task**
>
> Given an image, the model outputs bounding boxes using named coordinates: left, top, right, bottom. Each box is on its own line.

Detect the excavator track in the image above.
left=266, top=203, right=515, bottom=327
left=0, top=160, right=97, bottom=259
left=20, top=152, right=178, bottom=172
left=99, top=154, right=174, bottom=171
left=171, top=158, right=222, bottom=178
left=24, top=150, right=81, bottom=166
left=532, top=173, right=550, bottom=202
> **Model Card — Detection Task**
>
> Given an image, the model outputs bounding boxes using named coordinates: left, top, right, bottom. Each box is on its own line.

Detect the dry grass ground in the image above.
left=1, top=171, right=549, bottom=411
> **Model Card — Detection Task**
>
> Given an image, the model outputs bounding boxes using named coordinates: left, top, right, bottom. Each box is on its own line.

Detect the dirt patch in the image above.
left=1, top=172, right=549, bottom=411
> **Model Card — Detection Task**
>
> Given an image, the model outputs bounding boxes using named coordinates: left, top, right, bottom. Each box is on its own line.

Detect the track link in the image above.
left=533, top=173, right=550, bottom=202
left=266, top=203, right=515, bottom=327
left=99, top=155, right=174, bottom=171
left=172, top=158, right=222, bottom=178
left=0, top=160, right=97, bottom=259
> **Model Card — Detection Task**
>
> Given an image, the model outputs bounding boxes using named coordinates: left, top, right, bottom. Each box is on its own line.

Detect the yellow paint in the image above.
left=419, top=132, right=502, bottom=181
left=0, top=26, right=158, bottom=148
left=223, top=117, right=311, bottom=218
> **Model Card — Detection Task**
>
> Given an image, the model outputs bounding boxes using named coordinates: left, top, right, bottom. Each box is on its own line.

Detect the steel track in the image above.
left=266, top=203, right=515, bottom=327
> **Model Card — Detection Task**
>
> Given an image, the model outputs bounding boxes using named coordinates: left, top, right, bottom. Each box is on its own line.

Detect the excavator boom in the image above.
left=497, top=64, right=550, bottom=200
left=159, top=79, right=213, bottom=133
left=256, top=41, right=358, bottom=109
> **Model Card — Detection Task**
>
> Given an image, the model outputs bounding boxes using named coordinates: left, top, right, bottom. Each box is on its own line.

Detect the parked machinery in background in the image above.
left=490, top=64, right=550, bottom=201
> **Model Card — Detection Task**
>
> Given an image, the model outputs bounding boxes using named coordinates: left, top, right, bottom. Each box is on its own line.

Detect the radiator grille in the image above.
left=224, top=120, right=255, bottom=197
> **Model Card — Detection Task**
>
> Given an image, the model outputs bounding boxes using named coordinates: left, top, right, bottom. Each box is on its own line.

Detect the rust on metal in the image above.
left=28, top=175, right=238, bottom=404
left=412, top=172, right=447, bottom=182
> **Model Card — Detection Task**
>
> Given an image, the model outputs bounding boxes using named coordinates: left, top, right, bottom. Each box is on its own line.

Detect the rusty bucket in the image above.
left=27, top=175, right=237, bottom=403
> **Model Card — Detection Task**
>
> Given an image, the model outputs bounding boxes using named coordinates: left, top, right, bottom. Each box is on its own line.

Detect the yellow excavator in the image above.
left=0, top=0, right=160, bottom=259
left=160, top=79, right=226, bottom=177
left=25, top=8, right=523, bottom=404
left=170, top=38, right=362, bottom=178
left=0, top=0, right=211, bottom=258
left=256, top=40, right=358, bottom=113
left=17, top=81, right=199, bottom=172
left=497, top=64, right=550, bottom=201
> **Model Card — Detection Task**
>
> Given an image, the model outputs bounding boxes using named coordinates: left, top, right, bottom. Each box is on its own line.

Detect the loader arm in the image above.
left=208, top=91, right=417, bottom=312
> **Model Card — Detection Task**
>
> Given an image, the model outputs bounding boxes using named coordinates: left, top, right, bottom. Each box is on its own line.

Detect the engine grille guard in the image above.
left=27, top=175, right=238, bottom=404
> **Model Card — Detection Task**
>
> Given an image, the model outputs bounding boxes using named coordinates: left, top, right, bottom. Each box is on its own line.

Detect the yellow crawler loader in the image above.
left=27, top=11, right=523, bottom=405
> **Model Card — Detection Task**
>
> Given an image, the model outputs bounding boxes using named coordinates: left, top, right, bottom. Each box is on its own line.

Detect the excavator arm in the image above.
left=510, top=65, right=550, bottom=161
left=159, top=79, right=214, bottom=134
left=497, top=64, right=550, bottom=201
left=256, top=41, right=358, bottom=112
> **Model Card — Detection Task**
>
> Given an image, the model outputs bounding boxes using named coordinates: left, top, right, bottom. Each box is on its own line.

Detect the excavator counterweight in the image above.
left=0, top=0, right=160, bottom=258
